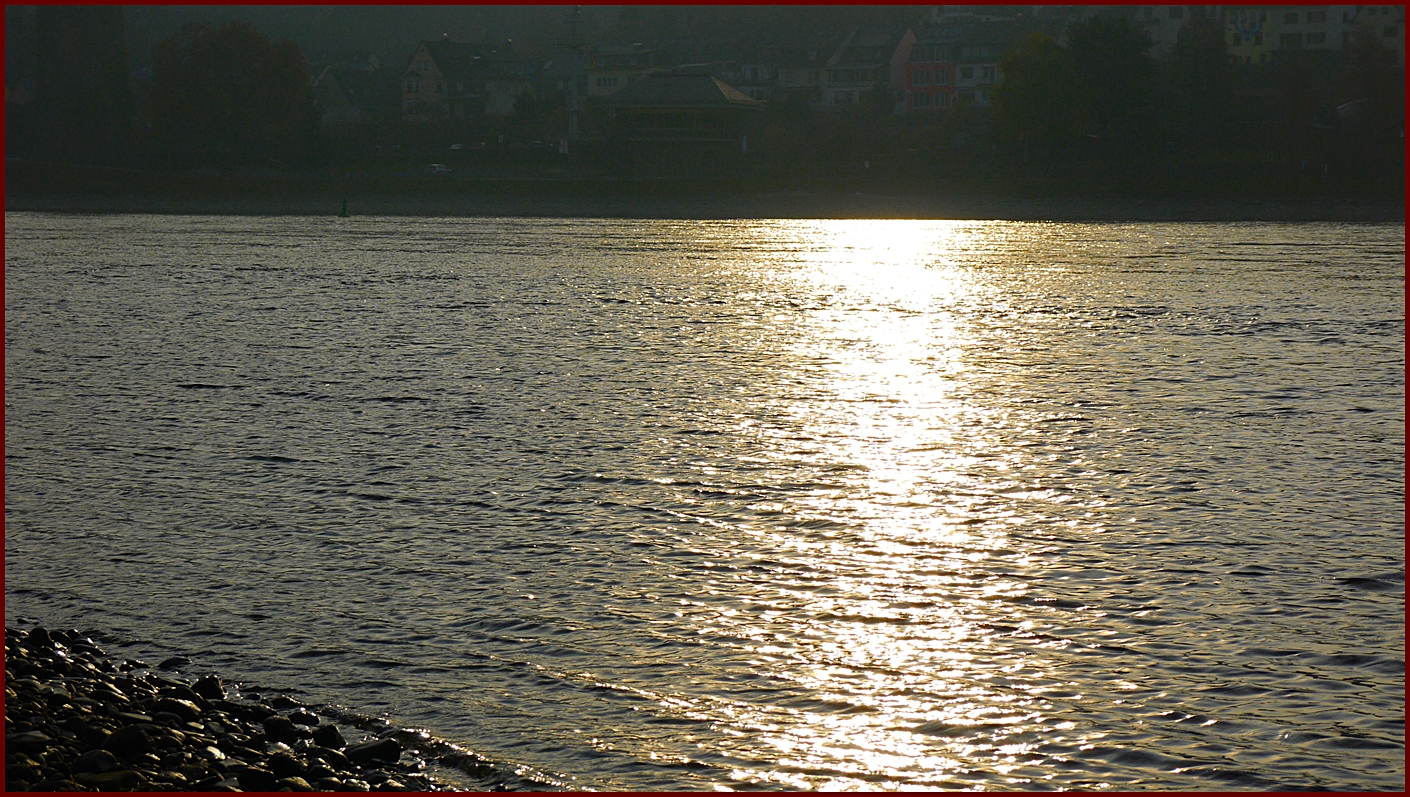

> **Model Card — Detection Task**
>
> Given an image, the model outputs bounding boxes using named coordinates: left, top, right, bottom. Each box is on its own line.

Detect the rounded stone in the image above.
left=346, top=737, right=402, bottom=764
left=6, top=730, right=53, bottom=754
left=72, top=748, right=121, bottom=774
left=192, top=674, right=226, bottom=700
left=288, top=708, right=320, bottom=727
left=101, top=725, right=150, bottom=759
left=263, top=715, right=301, bottom=745
left=311, top=723, right=347, bottom=750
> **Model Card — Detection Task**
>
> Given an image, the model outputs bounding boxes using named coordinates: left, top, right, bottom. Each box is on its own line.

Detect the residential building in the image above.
left=1268, top=5, right=1360, bottom=55
left=906, top=25, right=956, bottom=112
left=311, top=66, right=361, bottom=126
left=1114, top=6, right=1224, bottom=58
left=823, top=23, right=916, bottom=112
left=587, top=43, right=660, bottom=97
left=599, top=71, right=764, bottom=177
left=1226, top=6, right=1382, bottom=64
left=402, top=39, right=533, bottom=123
left=1349, top=5, right=1404, bottom=65
left=908, top=16, right=1023, bottom=113
left=1227, top=6, right=1276, bottom=64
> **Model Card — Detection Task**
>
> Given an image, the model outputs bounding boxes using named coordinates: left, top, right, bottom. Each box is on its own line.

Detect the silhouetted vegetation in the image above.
left=148, top=22, right=311, bottom=168
left=6, top=6, right=1402, bottom=202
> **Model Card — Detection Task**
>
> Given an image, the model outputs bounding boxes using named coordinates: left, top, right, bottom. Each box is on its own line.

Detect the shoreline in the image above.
left=3, top=625, right=542, bottom=792
left=6, top=190, right=1403, bottom=222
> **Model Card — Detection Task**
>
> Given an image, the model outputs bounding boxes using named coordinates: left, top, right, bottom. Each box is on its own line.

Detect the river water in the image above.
left=5, top=213, right=1403, bottom=790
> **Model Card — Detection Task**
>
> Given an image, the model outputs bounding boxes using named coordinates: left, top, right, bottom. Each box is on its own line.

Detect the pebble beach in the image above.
left=4, top=626, right=519, bottom=792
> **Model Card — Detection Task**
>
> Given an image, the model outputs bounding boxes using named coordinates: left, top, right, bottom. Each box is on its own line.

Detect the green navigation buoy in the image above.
left=338, top=198, right=349, bottom=217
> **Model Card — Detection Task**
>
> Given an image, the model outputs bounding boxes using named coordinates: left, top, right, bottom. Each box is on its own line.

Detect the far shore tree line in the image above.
left=6, top=8, right=1403, bottom=191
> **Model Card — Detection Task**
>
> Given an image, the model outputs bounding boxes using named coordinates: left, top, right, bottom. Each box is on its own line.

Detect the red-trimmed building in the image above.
left=906, top=25, right=956, bottom=112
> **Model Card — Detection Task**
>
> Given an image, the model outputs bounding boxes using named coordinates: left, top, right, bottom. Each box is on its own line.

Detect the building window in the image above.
left=960, top=66, right=974, bottom=80
left=1385, top=25, right=1400, bottom=38
left=1306, top=32, right=1326, bottom=45
left=834, top=90, right=852, bottom=104
left=935, top=68, right=949, bottom=85
left=1306, top=10, right=1326, bottom=24
left=913, top=92, right=929, bottom=108
left=980, top=66, right=995, bottom=81
left=935, top=92, right=949, bottom=108
left=1284, top=12, right=1298, bottom=24
left=406, top=78, right=419, bottom=92
left=914, top=70, right=930, bottom=86
left=1281, top=32, right=1302, bottom=46
left=596, top=76, right=618, bottom=88
left=1170, top=7, right=1183, bottom=19
left=416, top=60, right=428, bottom=71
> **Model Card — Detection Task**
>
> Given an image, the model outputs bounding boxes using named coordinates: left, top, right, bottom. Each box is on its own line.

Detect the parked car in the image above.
left=423, top=164, right=452, bottom=176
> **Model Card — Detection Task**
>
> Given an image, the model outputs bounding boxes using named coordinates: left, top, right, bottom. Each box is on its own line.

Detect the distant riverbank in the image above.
left=5, top=160, right=1402, bottom=221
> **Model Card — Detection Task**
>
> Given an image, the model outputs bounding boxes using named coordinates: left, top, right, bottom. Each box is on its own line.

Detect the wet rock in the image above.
left=5, top=730, right=53, bottom=754
left=5, top=624, right=457, bottom=792
left=153, top=770, right=190, bottom=787
left=227, top=760, right=279, bottom=791
left=153, top=710, right=186, bottom=727
left=154, top=697, right=203, bottom=723
left=30, top=776, right=84, bottom=791
left=71, top=748, right=120, bottom=773
left=75, top=768, right=146, bottom=789
left=157, top=656, right=191, bottom=670
left=101, top=725, right=149, bottom=758
left=289, top=707, right=320, bottom=726
left=192, top=674, right=226, bottom=700
left=267, top=751, right=308, bottom=779
left=310, top=745, right=351, bottom=769
left=312, top=723, right=347, bottom=749
left=346, top=737, right=402, bottom=764
left=269, top=694, right=303, bottom=710
left=264, top=715, right=301, bottom=744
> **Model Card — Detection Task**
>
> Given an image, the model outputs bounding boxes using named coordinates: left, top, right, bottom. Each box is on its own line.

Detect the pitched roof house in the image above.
left=402, top=39, right=532, bottom=122
left=823, top=23, right=916, bottom=112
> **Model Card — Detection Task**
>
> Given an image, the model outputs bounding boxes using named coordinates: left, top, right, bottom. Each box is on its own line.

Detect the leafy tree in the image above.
left=991, top=32, right=1079, bottom=164
left=34, top=6, right=135, bottom=164
left=151, top=21, right=310, bottom=165
left=1161, top=13, right=1235, bottom=150
left=1066, top=13, right=1155, bottom=152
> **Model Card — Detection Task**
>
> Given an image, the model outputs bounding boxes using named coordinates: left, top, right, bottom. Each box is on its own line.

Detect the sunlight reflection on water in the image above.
left=5, top=214, right=1404, bottom=791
